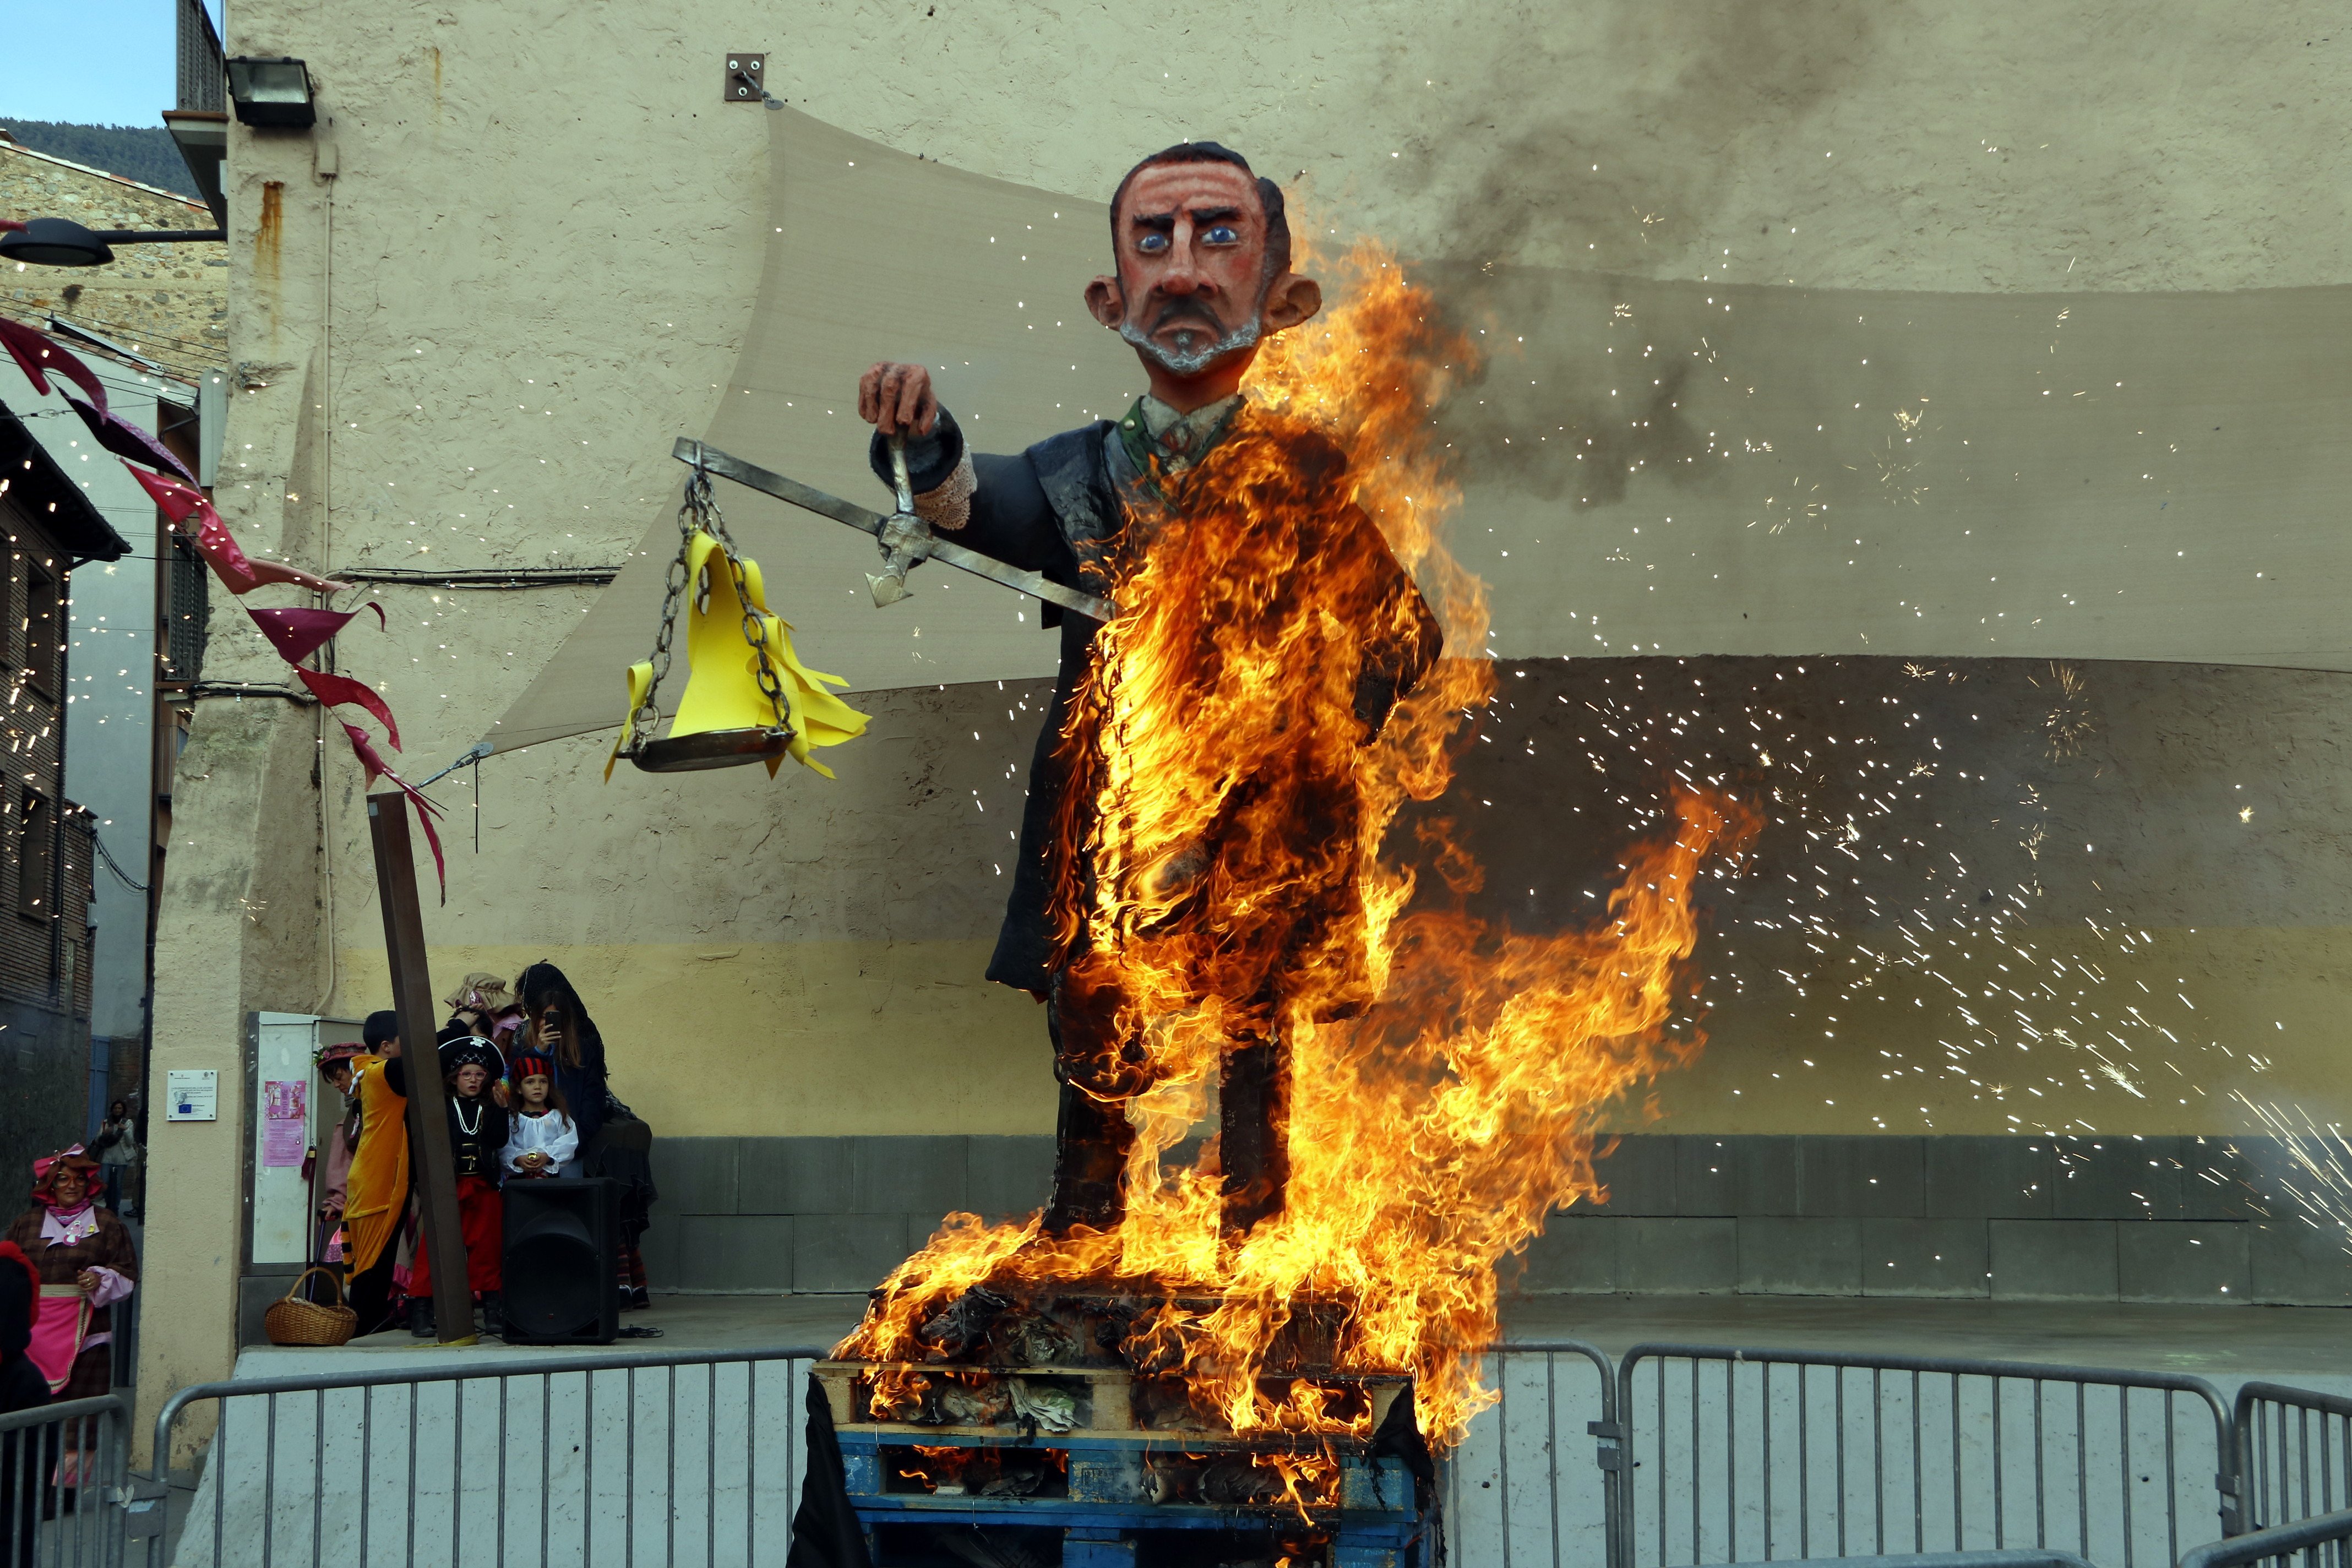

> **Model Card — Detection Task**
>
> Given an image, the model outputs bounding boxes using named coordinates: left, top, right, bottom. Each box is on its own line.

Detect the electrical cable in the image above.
left=92, top=832, right=147, bottom=894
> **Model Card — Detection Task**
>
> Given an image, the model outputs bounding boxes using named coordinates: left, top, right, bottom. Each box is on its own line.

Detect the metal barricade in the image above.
left=1616, top=1345, right=2238, bottom=1568
left=1724, top=1556, right=2098, bottom=1568
left=128, top=1335, right=2352, bottom=1568
left=2178, top=1505, right=2352, bottom=1568
left=1, top=1393, right=133, bottom=1568
left=2236, top=1384, right=2352, bottom=1534
left=1442, top=1342, right=1620, bottom=1568
left=146, top=1346, right=828, bottom=1568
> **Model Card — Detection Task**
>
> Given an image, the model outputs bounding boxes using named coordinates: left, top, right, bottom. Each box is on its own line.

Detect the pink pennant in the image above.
left=65, top=395, right=194, bottom=484
left=297, top=668, right=401, bottom=752
left=0, top=319, right=106, bottom=411
left=123, top=464, right=204, bottom=524
left=341, top=722, right=445, bottom=900
left=246, top=601, right=384, bottom=665
left=126, top=469, right=351, bottom=596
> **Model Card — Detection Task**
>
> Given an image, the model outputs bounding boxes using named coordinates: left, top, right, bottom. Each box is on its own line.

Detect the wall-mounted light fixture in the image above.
left=0, top=217, right=227, bottom=269
left=225, top=56, right=316, bottom=128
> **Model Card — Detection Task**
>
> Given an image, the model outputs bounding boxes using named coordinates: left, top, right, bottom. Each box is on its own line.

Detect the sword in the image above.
left=671, top=437, right=1114, bottom=623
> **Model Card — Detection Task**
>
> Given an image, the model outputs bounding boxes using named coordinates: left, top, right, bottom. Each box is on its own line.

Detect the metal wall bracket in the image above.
left=725, top=52, right=765, bottom=102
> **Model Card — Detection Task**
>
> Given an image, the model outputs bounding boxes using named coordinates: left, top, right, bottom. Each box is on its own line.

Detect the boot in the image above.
left=407, top=1298, right=434, bottom=1338
left=480, top=1292, right=503, bottom=1338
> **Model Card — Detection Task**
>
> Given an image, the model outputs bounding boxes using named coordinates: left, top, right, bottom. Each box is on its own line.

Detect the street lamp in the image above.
left=0, top=218, right=226, bottom=269
left=225, top=57, right=317, bottom=129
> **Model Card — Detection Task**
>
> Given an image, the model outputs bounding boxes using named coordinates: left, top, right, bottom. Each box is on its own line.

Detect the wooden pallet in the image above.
left=817, top=1360, right=1433, bottom=1567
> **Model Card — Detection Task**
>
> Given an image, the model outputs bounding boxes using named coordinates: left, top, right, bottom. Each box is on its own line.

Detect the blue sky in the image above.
left=2, top=0, right=222, bottom=126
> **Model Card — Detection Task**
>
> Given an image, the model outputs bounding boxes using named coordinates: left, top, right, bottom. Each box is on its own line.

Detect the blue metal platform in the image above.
left=820, top=1361, right=1438, bottom=1567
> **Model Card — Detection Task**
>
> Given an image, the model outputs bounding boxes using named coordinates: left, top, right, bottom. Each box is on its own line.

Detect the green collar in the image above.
left=1114, top=394, right=1245, bottom=491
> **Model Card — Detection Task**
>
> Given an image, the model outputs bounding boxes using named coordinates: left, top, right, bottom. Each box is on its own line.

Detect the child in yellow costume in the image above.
left=341, top=1010, right=410, bottom=1335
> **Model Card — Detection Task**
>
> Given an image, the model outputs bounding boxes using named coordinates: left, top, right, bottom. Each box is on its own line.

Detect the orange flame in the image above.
left=839, top=242, right=1759, bottom=1451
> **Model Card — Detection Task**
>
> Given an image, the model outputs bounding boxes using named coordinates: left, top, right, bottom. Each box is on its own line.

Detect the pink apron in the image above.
left=28, top=1283, right=90, bottom=1393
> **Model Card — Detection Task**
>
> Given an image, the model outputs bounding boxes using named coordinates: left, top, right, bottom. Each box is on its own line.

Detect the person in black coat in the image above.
left=513, top=964, right=657, bottom=1310
left=1, top=1239, right=48, bottom=1567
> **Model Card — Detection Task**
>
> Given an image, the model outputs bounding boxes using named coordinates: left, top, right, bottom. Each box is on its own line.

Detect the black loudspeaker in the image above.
left=502, top=1178, right=618, bottom=1344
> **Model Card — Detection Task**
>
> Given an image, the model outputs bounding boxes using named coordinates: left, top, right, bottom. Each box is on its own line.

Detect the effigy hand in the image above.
left=857, top=362, right=937, bottom=437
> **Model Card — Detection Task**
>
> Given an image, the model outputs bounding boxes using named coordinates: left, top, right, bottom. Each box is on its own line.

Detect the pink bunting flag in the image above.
left=123, top=465, right=350, bottom=596
left=340, top=722, right=445, bottom=900
left=0, top=318, right=107, bottom=412
left=296, top=668, right=401, bottom=752
left=4, top=319, right=458, bottom=905
left=64, top=395, right=194, bottom=484
left=122, top=464, right=204, bottom=524
left=246, top=601, right=385, bottom=666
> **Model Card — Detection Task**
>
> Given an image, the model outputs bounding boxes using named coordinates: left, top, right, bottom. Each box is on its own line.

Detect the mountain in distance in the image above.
left=0, top=120, right=198, bottom=199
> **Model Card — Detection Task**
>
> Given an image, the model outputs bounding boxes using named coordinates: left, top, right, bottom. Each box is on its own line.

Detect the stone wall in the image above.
left=0, top=139, right=226, bottom=379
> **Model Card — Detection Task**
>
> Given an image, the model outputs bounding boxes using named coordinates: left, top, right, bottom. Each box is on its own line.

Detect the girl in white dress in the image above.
left=500, top=1050, right=580, bottom=1180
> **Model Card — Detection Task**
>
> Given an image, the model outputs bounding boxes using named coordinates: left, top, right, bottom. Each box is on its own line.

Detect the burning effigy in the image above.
left=787, top=143, right=1757, bottom=1566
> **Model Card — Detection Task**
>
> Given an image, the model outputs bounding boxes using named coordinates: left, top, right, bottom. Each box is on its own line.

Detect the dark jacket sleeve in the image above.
left=869, top=406, right=1080, bottom=596
left=1337, top=503, right=1444, bottom=737
left=868, top=406, right=967, bottom=496
left=1353, top=576, right=1442, bottom=736
left=0, top=1248, right=30, bottom=1364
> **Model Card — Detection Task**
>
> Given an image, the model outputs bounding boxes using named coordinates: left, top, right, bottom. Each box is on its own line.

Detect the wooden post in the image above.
left=366, top=790, right=473, bottom=1344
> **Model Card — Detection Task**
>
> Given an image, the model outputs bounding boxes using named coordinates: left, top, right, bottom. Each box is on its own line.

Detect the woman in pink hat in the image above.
left=4, top=1146, right=137, bottom=1491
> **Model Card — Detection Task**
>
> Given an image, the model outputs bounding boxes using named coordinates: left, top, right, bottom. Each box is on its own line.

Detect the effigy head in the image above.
left=1085, top=142, right=1322, bottom=384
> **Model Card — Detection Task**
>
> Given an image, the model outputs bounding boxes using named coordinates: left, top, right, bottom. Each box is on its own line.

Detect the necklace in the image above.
left=453, top=1100, right=483, bottom=1137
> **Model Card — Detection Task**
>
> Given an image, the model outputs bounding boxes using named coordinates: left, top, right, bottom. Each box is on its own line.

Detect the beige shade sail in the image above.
left=487, top=110, right=2352, bottom=756
left=483, top=107, right=1138, bottom=755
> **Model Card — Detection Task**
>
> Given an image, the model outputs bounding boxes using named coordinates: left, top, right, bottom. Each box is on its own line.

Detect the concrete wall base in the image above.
left=638, top=1134, right=2352, bottom=1306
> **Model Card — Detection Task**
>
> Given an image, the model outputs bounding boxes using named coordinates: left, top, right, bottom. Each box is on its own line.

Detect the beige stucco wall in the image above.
left=138, top=0, right=2352, bottom=1424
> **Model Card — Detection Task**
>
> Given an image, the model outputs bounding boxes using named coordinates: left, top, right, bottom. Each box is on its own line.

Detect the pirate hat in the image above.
left=438, top=1033, right=504, bottom=1080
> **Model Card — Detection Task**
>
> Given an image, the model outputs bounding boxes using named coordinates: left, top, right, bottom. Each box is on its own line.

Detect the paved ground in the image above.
left=285, top=1290, right=2351, bottom=1384
left=1502, top=1294, right=2352, bottom=1379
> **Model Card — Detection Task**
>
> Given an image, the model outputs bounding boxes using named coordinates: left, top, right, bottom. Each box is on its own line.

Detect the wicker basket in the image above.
left=263, top=1266, right=360, bottom=1347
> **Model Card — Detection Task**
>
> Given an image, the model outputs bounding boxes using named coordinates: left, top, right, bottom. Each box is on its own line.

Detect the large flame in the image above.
left=839, top=243, right=1758, bottom=1451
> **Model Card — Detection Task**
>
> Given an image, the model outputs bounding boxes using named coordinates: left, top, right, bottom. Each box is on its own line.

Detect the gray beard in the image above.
left=1119, top=313, right=1262, bottom=378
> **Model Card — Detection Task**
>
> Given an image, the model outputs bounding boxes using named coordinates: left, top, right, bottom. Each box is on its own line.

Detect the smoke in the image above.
left=1386, top=0, right=1878, bottom=498
left=1424, top=261, right=1711, bottom=505
left=1416, top=1, right=1879, bottom=276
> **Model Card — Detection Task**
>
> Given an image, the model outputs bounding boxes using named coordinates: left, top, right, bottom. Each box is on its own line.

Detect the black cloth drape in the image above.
left=785, top=1370, right=873, bottom=1568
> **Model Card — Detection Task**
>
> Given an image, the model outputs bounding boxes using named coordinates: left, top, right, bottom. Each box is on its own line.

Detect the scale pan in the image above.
left=630, top=727, right=794, bottom=773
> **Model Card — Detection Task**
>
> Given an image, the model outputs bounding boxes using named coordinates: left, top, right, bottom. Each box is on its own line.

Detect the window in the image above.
left=162, top=536, right=210, bottom=685
left=18, top=788, right=51, bottom=919
left=24, top=565, right=58, bottom=697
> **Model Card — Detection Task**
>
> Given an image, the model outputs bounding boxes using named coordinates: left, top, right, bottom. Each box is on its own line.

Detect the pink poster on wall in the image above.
left=262, top=1079, right=307, bottom=1167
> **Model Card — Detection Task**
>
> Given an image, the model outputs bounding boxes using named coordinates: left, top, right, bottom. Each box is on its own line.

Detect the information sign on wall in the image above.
left=165, top=1069, right=219, bottom=1121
